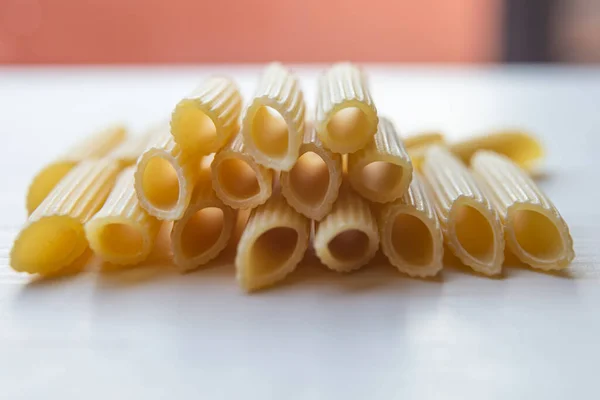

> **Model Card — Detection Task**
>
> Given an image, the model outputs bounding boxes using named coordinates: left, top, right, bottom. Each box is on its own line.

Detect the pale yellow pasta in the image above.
left=26, top=124, right=127, bottom=214
left=280, top=123, right=342, bottom=220
left=171, top=156, right=236, bottom=271
left=12, top=159, right=121, bottom=275
left=313, top=187, right=379, bottom=272
left=471, top=151, right=574, bottom=270
left=235, top=192, right=310, bottom=292
left=170, top=77, right=243, bottom=156
left=134, top=129, right=200, bottom=221
left=404, top=131, right=445, bottom=149
left=110, top=123, right=167, bottom=167
left=211, top=131, right=273, bottom=209
left=315, top=63, right=379, bottom=154
left=378, top=173, right=444, bottom=277
left=242, top=63, right=306, bottom=171
left=348, top=117, right=412, bottom=203
left=85, top=166, right=162, bottom=266
left=422, top=146, right=505, bottom=276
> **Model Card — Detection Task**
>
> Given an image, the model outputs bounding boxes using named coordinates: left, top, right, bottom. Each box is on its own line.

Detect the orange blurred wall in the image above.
left=0, top=0, right=500, bottom=64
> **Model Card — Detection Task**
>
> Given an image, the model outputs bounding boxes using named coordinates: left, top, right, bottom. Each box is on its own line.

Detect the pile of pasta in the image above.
left=11, top=63, right=574, bottom=291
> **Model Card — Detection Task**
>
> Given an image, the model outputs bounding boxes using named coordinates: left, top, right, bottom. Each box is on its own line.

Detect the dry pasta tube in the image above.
left=134, top=130, right=200, bottom=220
left=471, top=151, right=574, bottom=270
left=348, top=117, right=413, bottom=203
left=378, top=174, right=444, bottom=277
left=315, top=63, right=379, bottom=154
left=26, top=124, right=126, bottom=214
left=211, top=131, right=273, bottom=209
left=235, top=193, right=310, bottom=292
left=242, top=63, right=305, bottom=171
left=422, top=146, right=505, bottom=276
left=12, top=159, right=121, bottom=275
left=404, top=131, right=445, bottom=149
left=450, top=129, right=543, bottom=170
left=109, top=123, right=167, bottom=167
left=85, top=166, right=162, bottom=266
left=314, top=187, right=379, bottom=272
left=170, top=77, right=242, bottom=156
left=280, top=124, right=342, bottom=220
left=171, top=156, right=237, bottom=271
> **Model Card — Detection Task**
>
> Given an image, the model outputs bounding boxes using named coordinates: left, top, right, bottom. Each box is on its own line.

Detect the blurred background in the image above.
left=0, top=0, right=599, bottom=64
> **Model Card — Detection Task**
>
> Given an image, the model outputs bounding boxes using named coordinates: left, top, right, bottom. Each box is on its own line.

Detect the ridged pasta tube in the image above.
left=110, top=123, right=166, bottom=167
left=404, top=131, right=445, bottom=149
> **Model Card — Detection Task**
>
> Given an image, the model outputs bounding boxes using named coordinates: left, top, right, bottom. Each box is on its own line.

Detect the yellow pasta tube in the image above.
left=170, top=77, right=243, bottom=156
left=280, top=124, right=342, bottom=220
left=171, top=156, right=236, bottom=271
left=422, top=146, right=505, bottom=276
left=471, top=151, right=574, bottom=270
left=315, top=63, right=379, bottom=154
left=26, top=124, right=126, bottom=214
left=109, top=123, right=166, bottom=167
left=378, top=173, right=444, bottom=277
left=134, top=129, right=200, bottom=221
left=211, top=131, right=273, bottom=209
left=242, top=63, right=306, bottom=171
left=404, top=131, right=445, bottom=149
left=450, top=129, right=543, bottom=170
left=235, top=192, right=310, bottom=292
left=85, top=166, right=162, bottom=266
left=313, top=187, right=379, bottom=272
left=347, top=117, right=413, bottom=203
left=12, top=159, right=121, bottom=275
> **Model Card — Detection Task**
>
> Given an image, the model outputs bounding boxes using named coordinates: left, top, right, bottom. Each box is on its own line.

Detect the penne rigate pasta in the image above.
left=134, top=129, right=200, bottom=221
left=26, top=124, right=127, bottom=215
left=280, top=123, right=342, bottom=220
left=422, top=146, right=504, bottom=275
left=109, top=123, right=167, bottom=167
left=85, top=166, right=162, bottom=266
left=211, top=131, right=273, bottom=209
left=315, top=63, right=378, bottom=154
left=378, top=173, right=444, bottom=277
left=12, top=159, right=121, bottom=275
left=170, top=77, right=243, bottom=156
left=171, top=156, right=236, bottom=271
left=347, top=117, right=412, bottom=203
left=404, top=131, right=445, bottom=149
left=313, top=187, right=379, bottom=272
left=471, top=151, right=574, bottom=270
left=242, top=63, right=305, bottom=171
left=235, top=192, right=310, bottom=292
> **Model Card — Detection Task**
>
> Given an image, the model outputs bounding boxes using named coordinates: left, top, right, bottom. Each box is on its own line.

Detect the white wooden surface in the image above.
left=0, top=65, right=599, bottom=399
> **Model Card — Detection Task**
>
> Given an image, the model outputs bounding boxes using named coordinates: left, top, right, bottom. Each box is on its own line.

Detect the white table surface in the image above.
left=0, top=65, right=599, bottom=399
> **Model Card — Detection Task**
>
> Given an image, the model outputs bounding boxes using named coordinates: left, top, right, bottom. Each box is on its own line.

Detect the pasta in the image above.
left=171, top=156, right=236, bottom=271
left=110, top=123, right=166, bottom=167
left=347, top=117, right=412, bottom=203
left=85, top=166, right=162, bottom=265
left=12, top=159, right=121, bottom=275
left=242, top=63, right=305, bottom=171
left=170, top=77, right=243, bottom=156
left=235, top=192, right=310, bottom=292
left=211, top=131, right=273, bottom=209
left=313, top=187, right=379, bottom=272
left=404, top=131, right=445, bottom=149
left=422, top=146, right=504, bottom=275
left=378, top=173, right=444, bottom=277
left=134, top=129, right=200, bottom=220
left=280, top=123, right=342, bottom=220
left=26, top=124, right=126, bottom=214
left=471, top=151, right=574, bottom=270
left=315, top=63, right=379, bottom=154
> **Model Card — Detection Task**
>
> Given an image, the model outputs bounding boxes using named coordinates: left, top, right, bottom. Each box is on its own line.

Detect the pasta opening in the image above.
left=251, top=106, right=289, bottom=158
left=173, top=101, right=217, bottom=150
left=391, top=213, right=434, bottom=266
left=327, top=229, right=369, bottom=262
left=98, top=223, right=144, bottom=257
left=142, top=157, right=180, bottom=210
left=181, top=207, right=225, bottom=258
left=249, top=227, right=299, bottom=275
left=453, top=205, right=495, bottom=264
left=512, top=209, right=563, bottom=261
left=217, top=158, right=260, bottom=199
left=289, top=151, right=330, bottom=207
left=327, top=107, right=370, bottom=142
left=359, top=161, right=404, bottom=195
